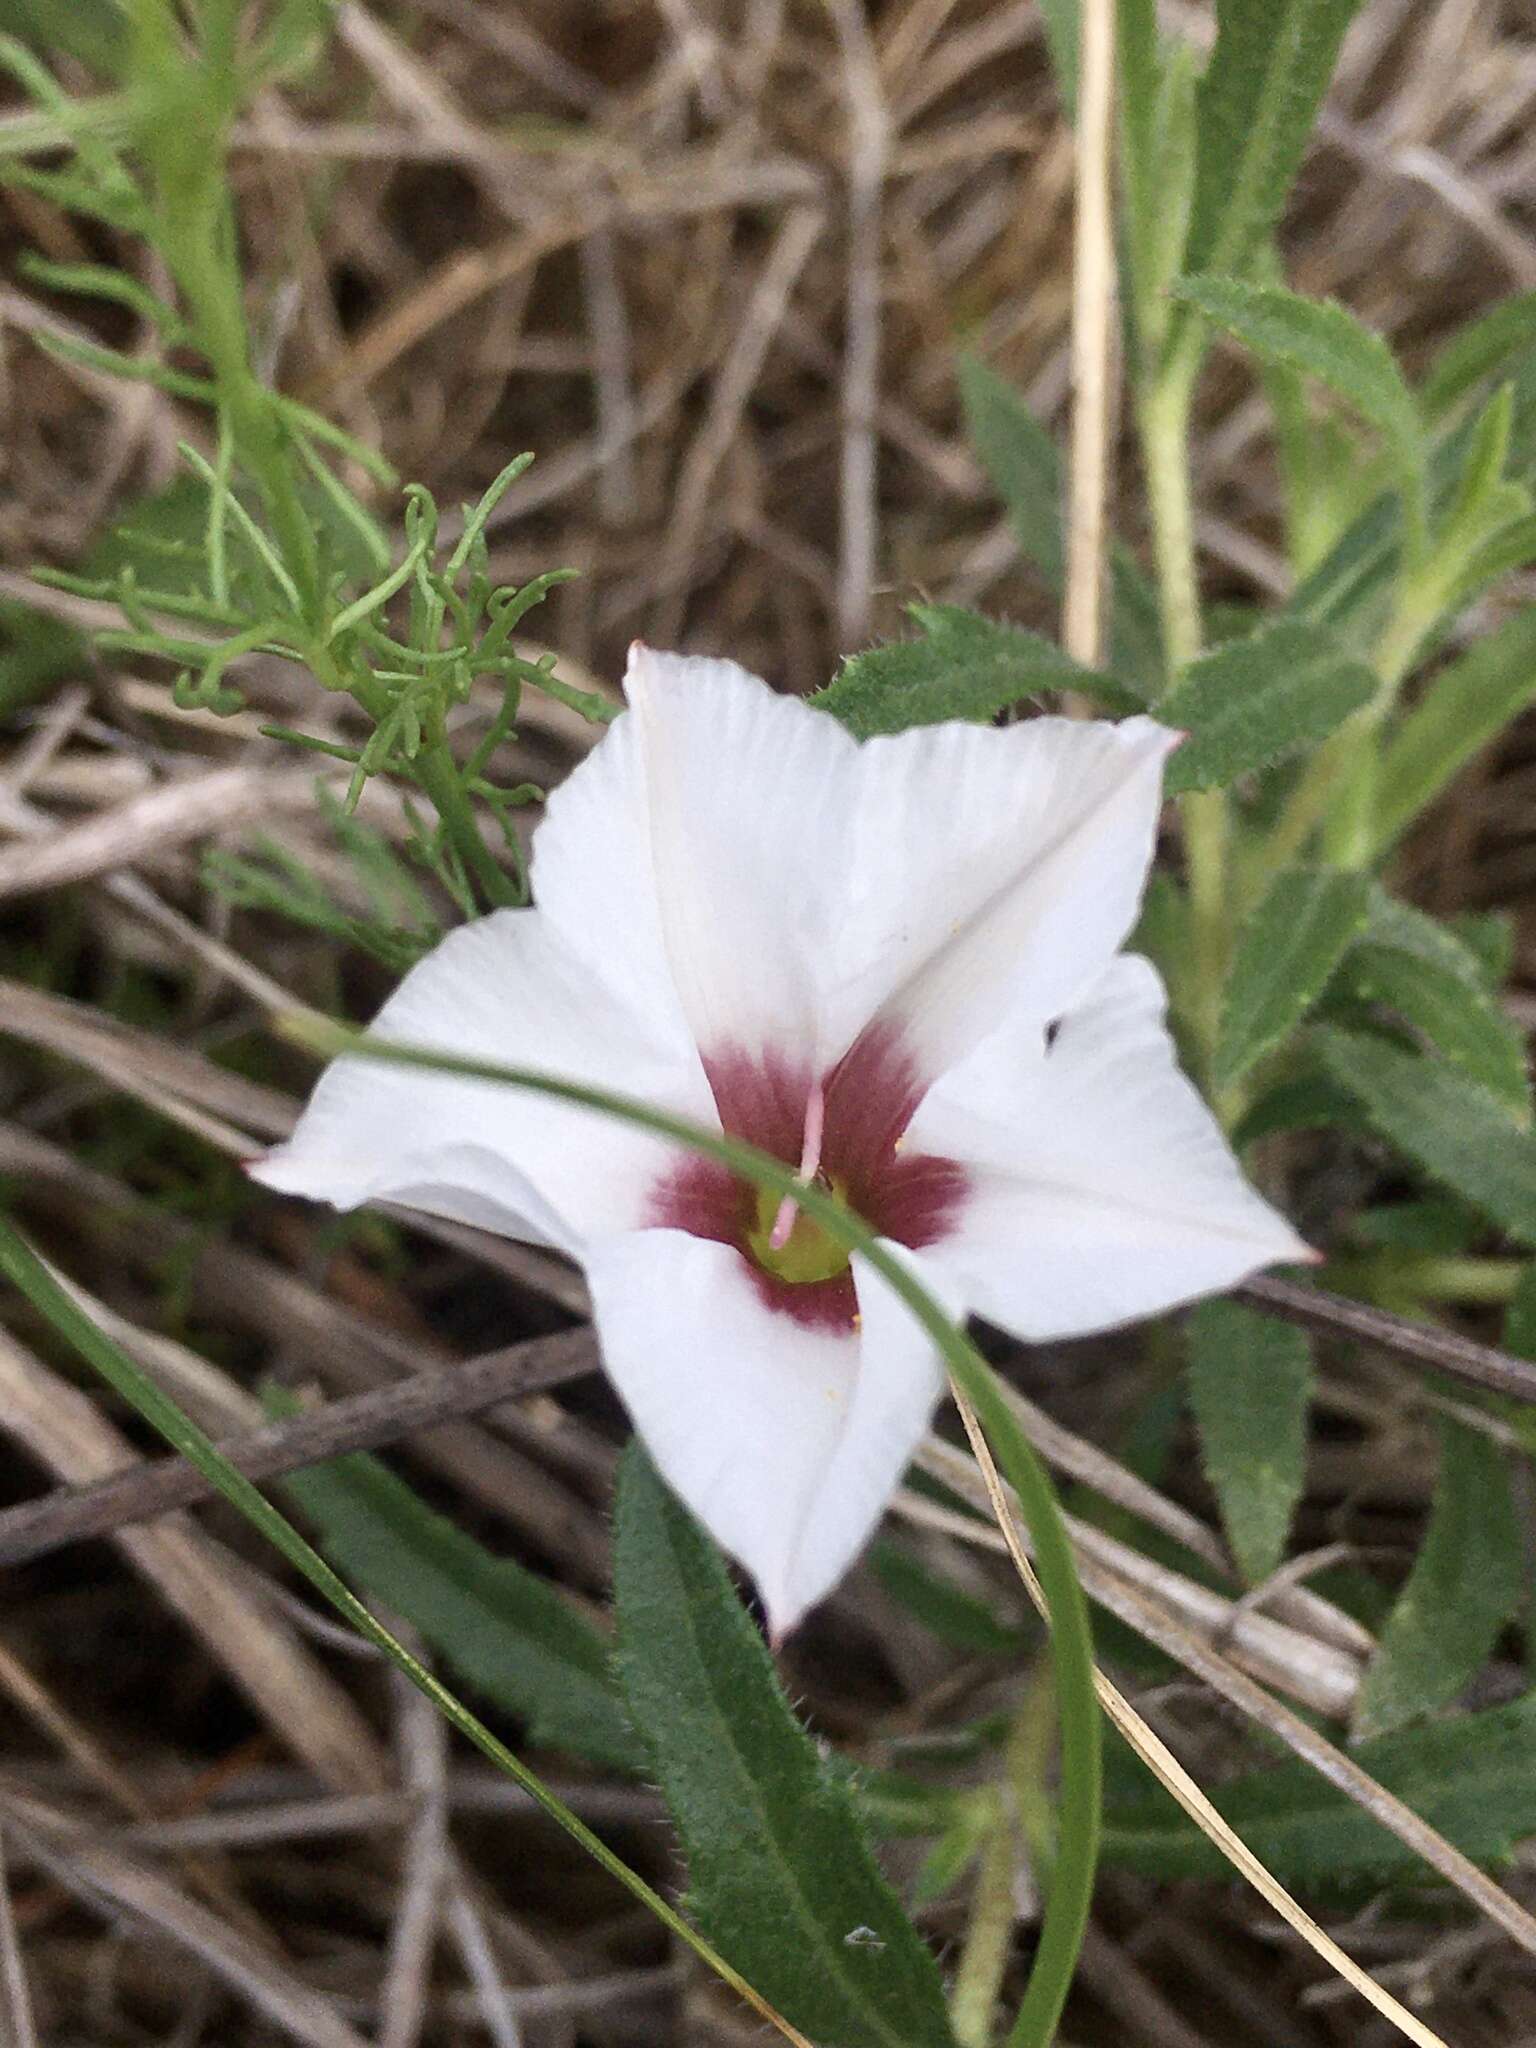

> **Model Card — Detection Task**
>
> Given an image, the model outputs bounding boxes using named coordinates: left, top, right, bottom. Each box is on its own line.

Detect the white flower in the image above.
left=253, top=647, right=1309, bottom=1637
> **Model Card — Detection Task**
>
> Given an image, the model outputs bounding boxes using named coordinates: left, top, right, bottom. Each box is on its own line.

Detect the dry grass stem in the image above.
left=948, top=1385, right=1456, bottom=2048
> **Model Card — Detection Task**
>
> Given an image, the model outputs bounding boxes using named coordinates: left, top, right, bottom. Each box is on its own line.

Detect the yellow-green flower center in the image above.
left=747, top=1180, right=853, bottom=1285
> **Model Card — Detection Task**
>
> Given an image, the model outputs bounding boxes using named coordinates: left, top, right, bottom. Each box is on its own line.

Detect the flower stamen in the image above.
left=768, top=1079, right=825, bottom=1251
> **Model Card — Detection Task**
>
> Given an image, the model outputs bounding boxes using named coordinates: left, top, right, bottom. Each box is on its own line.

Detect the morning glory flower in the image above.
left=253, top=647, right=1308, bottom=1636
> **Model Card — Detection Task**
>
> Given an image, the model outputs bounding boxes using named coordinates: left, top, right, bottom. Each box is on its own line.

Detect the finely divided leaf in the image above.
left=1316, top=1026, right=1536, bottom=1244
left=1353, top=1424, right=1522, bottom=1740
left=614, top=1447, right=956, bottom=2048
left=1343, top=892, right=1529, bottom=1120
left=1174, top=279, right=1423, bottom=530
left=1215, top=868, right=1370, bottom=1088
left=282, top=1451, right=641, bottom=1771
left=957, top=355, right=1164, bottom=696
left=813, top=604, right=1139, bottom=739
left=1186, top=1301, right=1313, bottom=1586
left=1160, top=619, right=1376, bottom=792
left=1183, top=0, right=1365, bottom=282
left=1103, top=1693, right=1536, bottom=1888
left=1374, top=606, right=1536, bottom=852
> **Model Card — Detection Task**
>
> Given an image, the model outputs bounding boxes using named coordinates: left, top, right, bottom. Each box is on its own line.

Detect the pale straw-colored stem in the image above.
left=950, top=1384, right=1456, bottom=2048
left=1062, top=0, right=1120, bottom=681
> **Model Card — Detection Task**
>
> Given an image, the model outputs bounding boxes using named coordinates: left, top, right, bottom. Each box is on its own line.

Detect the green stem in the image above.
left=951, top=1667, right=1060, bottom=2048
left=952, top=1812, right=1018, bottom=2048
left=1326, top=1254, right=1525, bottom=1307
left=1274, top=571, right=1443, bottom=875
left=277, top=1017, right=1104, bottom=2048
left=1138, top=353, right=1202, bottom=675
left=416, top=745, right=524, bottom=910
left=0, top=1217, right=816, bottom=2048
left=1140, top=346, right=1227, bottom=1069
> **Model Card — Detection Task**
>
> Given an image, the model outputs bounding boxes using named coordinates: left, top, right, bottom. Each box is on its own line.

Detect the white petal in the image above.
left=583, top=1228, right=944, bottom=1636
left=842, top=715, right=1180, bottom=1080
left=251, top=909, right=714, bottom=1251
left=623, top=645, right=866, bottom=1071
left=531, top=693, right=693, bottom=1055
left=908, top=955, right=1312, bottom=1340
left=787, top=1242, right=961, bottom=1615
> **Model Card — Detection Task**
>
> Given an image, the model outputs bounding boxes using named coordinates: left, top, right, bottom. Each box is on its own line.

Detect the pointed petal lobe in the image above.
left=251, top=909, right=713, bottom=1251
left=908, top=955, right=1310, bottom=1339
left=583, top=1228, right=944, bottom=1635
left=841, top=715, right=1180, bottom=1081
left=623, top=645, right=866, bottom=1074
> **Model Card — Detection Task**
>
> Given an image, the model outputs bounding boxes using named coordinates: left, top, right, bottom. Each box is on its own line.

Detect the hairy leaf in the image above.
left=1317, top=1026, right=1536, bottom=1244
left=1186, top=1301, right=1313, bottom=1585
left=1215, top=868, right=1370, bottom=1088
left=1175, top=279, right=1423, bottom=533
left=957, top=355, right=1164, bottom=696
left=1354, top=1423, right=1522, bottom=1740
left=1423, top=291, right=1536, bottom=423
left=813, top=604, right=1138, bottom=738
left=1343, top=893, right=1529, bottom=1119
left=1374, top=607, right=1536, bottom=852
left=1160, top=619, right=1376, bottom=792
left=1183, top=0, right=1365, bottom=282
left=282, top=1449, right=641, bottom=1771
left=614, top=1447, right=956, bottom=2048
left=1103, top=1693, right=1536, bottom=1887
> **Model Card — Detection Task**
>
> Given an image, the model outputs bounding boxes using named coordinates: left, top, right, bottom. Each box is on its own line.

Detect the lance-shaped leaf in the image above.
left=1374, top=605, right=1536, bottom=853
left=1286, top=342, right=1536, bottom=646
left=1215, top=868, right=1371, bottom=1088
left=1175, top=279, right=1425, bottom=545
left=1423, top=291, right=1536, bottom=423
left=1186, top=1301, right=1313, bottom=1586
left=1160, top=619, right=1377, bottom=792
left=1342, top=892, right=1529, bottom=1121
left=282, top=1449, right=642, bottom=1772
left=1183, top=0, right=1365, bottom=283
left=614, top=1446, right=956, bottom=2048
left=957, top=355, right=1164, bottom=696
left=1316, top=1026, right=1536, bottom=1244
left=1354, top=1423, right=1522, bottom=1740
left=814, top=603, right=1139, bottom=739
left=1103, top=1693, right=1536, bottom=1888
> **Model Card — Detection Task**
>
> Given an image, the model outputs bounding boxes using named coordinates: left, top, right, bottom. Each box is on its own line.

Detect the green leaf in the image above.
left=1174, top=278, right=1424, bottom=541
left=1102, top=1693, right=1536, bottom=1887
left=1316, top=1027, right=1536, bottom=1244
left=1038, top=0, right=1078, bottom=114
left=0, top=0, right=124, bottom=70
left=1183, top=0, right=1365, bottom=283
left=1503, top=1261, right=1536, bottom=1359
left=1215, top=868, right=1370, bottom=1088
left=913, top=1802, right=994, bottom=1907
left=1353, top=1423, right=1522, bottom=1739
left=1342, top=893, right=1529, bottom=1120
left=282, top=1447, right=642, bottom=1772
left=1374, top=606, right=1536, bottom=852
left=957, top=355, right=1164, bottom=697
left=613, top=1446, right=956, bottom=2048
left=0, top=600, right=85, bottom=717
left=869, top=1540, right=1027, bottom=1657
left=1159, top=619, right=1377, bottom=792
left=1422, top=291, right=1536, bottom=423
left=1186, top=1301, right=1313, bottom=1585
left=813, top=604, right=1139, bottom=739
left=1231, top=1069, right=1364, bottom=1148
left=1286, top=348, right=1536, bottom=649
